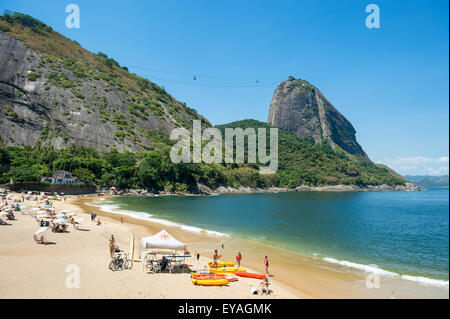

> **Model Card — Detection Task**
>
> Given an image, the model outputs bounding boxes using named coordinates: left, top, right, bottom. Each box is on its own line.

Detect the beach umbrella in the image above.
left=35, top=227, right=49, bottom=235
left=34, top=227, right=50, bottom=244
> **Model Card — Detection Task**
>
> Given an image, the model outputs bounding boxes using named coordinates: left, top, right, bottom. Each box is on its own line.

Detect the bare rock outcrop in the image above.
left=268, top=76, right=368, bottom=159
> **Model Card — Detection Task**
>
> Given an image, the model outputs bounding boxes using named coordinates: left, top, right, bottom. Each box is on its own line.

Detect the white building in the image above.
left=41, top=170, right=80, bottom=185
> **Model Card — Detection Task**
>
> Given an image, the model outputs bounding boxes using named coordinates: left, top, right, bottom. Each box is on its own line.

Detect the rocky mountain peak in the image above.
left=268, top=77, right=369, bottom=159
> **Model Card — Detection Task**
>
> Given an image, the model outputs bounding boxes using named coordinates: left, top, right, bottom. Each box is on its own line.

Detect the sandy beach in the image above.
left=0, top=193, right=299, bottom=299
left=1, top=193, right=448, bottom=299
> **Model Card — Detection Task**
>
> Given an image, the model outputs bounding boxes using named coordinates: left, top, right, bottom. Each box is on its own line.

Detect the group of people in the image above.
left=50, top=221, right=68, bottom=233
left=212, top=249, right=271, bottom=295
left=1, top=204, right=17, bottom=225
left=91, top=212, right=102, bottom=226
left=212, top=250, right=270, bottom=276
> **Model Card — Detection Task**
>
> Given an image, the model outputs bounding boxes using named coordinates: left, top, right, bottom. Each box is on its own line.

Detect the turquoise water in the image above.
left=97, top=189, right=449, bottom=285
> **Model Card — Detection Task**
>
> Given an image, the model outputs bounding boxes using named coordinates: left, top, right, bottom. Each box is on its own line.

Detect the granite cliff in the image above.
left=0, top=13, right=209, bottom=152
left=268, top=76, right=368, bottom=159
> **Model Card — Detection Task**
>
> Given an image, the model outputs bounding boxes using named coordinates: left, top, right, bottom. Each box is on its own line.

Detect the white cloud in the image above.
left=377, top=156, right=449, bottom=176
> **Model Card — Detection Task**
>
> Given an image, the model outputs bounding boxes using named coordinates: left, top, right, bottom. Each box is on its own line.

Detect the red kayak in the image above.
left=235, top=271, right=266, bottom=279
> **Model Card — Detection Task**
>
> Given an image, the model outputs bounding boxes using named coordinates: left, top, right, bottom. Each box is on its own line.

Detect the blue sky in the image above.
left=1, top=0, right=448, bottom=175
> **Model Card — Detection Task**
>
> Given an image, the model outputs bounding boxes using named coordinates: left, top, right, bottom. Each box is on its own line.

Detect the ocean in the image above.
left=94, top=188, right=449, bottom=287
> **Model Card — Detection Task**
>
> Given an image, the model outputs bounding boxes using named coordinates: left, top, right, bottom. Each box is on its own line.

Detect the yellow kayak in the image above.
left=192, top=278, right=229, bottom=286
left=209, top=267, right=246, bottom=274
left=208, top=261, right=235, bottom=268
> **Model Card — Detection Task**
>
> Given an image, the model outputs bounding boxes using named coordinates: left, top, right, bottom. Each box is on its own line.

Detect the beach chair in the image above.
left=151, top=262, right=162, bottom=273
left=169, top=260, right=183, bottom=273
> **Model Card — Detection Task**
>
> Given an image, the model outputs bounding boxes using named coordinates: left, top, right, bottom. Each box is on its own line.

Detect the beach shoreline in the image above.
left=1, top=192, right=447, bottom=299
left=103, top=182, right=421, bottom=197
left=80, top=194, right=448, bottom=299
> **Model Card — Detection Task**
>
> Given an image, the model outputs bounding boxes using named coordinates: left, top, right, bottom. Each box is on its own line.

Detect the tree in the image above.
left=8, top=165, right=41, bottom=183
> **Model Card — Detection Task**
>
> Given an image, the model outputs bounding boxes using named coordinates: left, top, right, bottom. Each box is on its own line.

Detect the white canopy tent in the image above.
left=140, top=230, right=186, bottom=270
left=141, top=229, right=186, bottom=250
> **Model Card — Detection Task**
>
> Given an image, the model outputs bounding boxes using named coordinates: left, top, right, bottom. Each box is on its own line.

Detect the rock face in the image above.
left=0, top=30, right=207, bottom=152
left=268, top=76, right=368, bottom=159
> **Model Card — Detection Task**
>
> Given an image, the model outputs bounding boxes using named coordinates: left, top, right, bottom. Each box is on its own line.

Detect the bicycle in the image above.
left=108, top=251, right=133, bottom=271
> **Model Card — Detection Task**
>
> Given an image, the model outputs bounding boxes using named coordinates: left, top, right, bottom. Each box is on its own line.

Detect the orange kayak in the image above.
left=235, top=271, right=266, bottom=279
left=209, top=267, right=246, bottom=274
left=192, top=273, right=238, bottom=282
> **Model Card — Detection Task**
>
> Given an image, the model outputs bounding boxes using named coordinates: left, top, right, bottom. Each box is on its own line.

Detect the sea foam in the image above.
left=89, top=201, right=229, bottom=238
left=322, top=257, right=449, bottom=287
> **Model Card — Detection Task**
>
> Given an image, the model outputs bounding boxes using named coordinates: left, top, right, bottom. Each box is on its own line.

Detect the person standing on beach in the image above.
left=91, top=212, right=95, bottom=222
left=109, top=235, right=115, bottom=258
left=212, top=250, right=220, bottom=268
left=264, top=256, right=270, bottom=275
left=236, top=252, right=242, bottom=267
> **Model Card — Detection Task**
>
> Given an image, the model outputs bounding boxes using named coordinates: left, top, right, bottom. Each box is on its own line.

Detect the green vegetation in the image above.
left=0, top=143, right=269, bottom=190
left=27, top=72, right=41, bottom=81
left=216, top=120, right=407, bottom=187
left=0, top=105, right=20, bottom=120
left=0, top=119, right=407, bottom=190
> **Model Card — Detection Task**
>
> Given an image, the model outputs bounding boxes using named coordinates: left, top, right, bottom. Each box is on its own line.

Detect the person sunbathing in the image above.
left=259, top=277, right=271, bottom=295
left=0, top=218, right=9, bottom=225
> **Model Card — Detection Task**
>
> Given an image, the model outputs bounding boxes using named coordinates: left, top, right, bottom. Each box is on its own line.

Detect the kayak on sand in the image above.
left=208, top=261, right=235, bottom=268
left=234, top=271, right=266, bottom=279
left=191, top=273, right=238, bottom=282
left=209, top=267, right=246, bottom=274
left=192, top=278, right=229, bottom=286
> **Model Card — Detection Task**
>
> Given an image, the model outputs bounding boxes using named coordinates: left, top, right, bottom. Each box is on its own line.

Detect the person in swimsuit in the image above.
left=236, top=252, right=242, bottom=267
left=259, top=276, right=270, bottom=295
left=213, top=249, right=220, bottom=268
left=264, top=256, right=270, bottom=276
left=109, top=235, right=115, bottom=258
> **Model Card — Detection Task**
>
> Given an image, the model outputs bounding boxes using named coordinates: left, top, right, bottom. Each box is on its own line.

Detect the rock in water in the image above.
left=268, top=76, right=368, bottom=159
